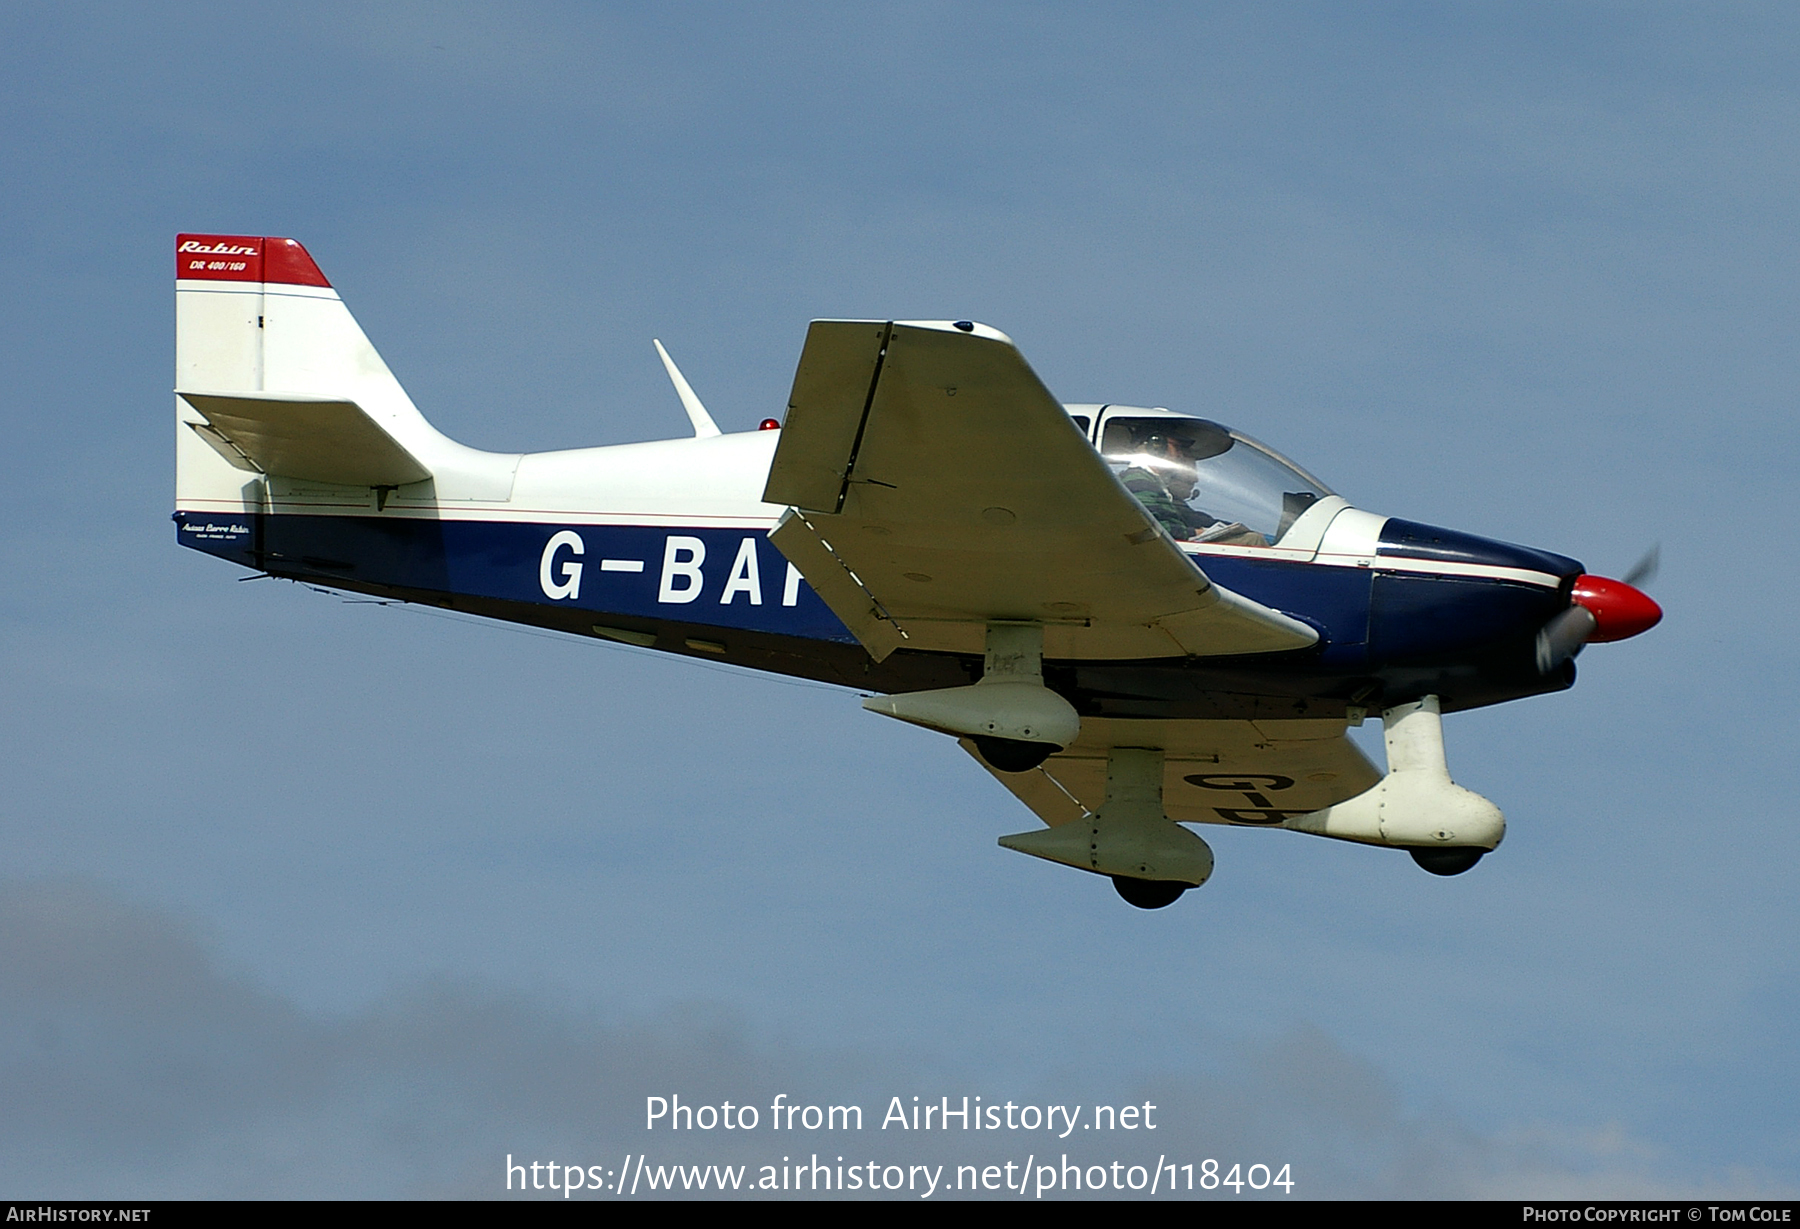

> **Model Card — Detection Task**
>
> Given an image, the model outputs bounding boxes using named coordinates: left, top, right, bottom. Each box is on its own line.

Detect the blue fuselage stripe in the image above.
left=174, top=512, right=1568, bottom=668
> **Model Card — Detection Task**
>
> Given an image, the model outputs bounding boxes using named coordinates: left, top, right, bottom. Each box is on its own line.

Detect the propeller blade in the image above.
left=1535, top=603, right=1598, bottom=674
left=1621, top=545, right=1660, bottom=589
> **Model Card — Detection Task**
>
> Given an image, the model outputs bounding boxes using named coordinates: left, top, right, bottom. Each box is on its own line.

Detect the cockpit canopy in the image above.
left=1065, top=405, right=1335, bottom=547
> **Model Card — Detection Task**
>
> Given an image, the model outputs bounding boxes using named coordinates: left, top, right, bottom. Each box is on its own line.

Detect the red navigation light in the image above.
left=759, top=418, right=781, bottom=431
left=1572, top=575, right=1663, bottom=642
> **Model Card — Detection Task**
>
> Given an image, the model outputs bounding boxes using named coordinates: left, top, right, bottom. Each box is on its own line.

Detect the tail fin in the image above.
left=174, top=234, right=518, bottom=515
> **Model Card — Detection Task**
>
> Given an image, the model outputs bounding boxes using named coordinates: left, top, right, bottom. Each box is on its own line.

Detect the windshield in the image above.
left=1098, top=413, right=1333, bottom=546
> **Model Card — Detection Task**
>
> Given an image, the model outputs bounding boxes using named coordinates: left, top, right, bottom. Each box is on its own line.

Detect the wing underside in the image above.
left=969, top=717, right=1382, bottom=829
left=764, top=320, right=1319, bottom=661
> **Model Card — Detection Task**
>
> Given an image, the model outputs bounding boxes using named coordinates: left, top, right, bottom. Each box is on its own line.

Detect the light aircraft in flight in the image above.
left=172, top=234, right=1661, bottom=908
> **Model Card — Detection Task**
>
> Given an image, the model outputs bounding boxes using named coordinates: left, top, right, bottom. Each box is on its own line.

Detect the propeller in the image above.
left=1621, top=544, right=1660, bottom=589
left=1535, top=547, right=1663, bottom=674
left=1535, top=603, right=1597, bottom=674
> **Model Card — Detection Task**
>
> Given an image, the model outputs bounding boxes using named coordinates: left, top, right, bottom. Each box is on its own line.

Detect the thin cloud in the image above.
left=1, top=881, right=1784, bottom=1199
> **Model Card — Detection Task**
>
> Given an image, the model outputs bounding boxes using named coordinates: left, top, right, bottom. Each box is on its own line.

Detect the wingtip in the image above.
left=894, top=319, right=1015, bottom=345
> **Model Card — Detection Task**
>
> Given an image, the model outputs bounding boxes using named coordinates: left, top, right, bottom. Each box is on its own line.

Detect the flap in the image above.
left=178, top=391, right=431, bottom=487
left=767, top=508, right=907, bottom=660
left=763, top=321, right=1318, bottom=661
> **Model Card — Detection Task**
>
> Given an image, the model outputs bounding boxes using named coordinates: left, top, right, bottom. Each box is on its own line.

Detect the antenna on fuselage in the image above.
left=652, top=339, right=722, bottom=438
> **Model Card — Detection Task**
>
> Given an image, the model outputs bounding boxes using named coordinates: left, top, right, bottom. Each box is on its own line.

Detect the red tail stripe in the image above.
left=175, top=234, right=330, bottom=288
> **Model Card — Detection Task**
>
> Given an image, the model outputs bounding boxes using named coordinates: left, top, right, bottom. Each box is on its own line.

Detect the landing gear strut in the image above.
left=1286, top=695, right=1505, bottom=870
left=1000, top=747, right=1214, bottom=907
left=862, top=623, right=1079, bottom=773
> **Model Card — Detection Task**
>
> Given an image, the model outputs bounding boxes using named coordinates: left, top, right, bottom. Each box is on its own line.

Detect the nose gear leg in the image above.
left=1284, top=695, right=1504, bottom=872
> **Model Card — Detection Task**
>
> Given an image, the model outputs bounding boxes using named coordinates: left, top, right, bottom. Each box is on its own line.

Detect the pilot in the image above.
left=1119, top=427, right=1264, bottom=545
left=1119, top=429, right=1200, bottom=539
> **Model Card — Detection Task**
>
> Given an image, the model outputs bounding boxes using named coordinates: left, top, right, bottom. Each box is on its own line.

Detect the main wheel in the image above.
left=973, top=735, right=1058, bottom=773
left=1111, top=876, right=1189, bottom=909
left=1409, top=847, right=1484, bottom=876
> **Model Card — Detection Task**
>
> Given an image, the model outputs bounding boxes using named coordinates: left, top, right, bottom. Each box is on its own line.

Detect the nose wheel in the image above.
left=1408, top=847, right=1484, bottom=876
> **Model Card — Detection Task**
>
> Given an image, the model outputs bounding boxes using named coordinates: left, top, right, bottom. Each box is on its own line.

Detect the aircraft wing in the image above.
left=967, top=717, right=1381, bottom=829
left=764, top=320, right=1319, bottom=661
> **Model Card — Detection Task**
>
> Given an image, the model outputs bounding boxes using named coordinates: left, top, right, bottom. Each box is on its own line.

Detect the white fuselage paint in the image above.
left=175, top=277, right=1559, bottom=596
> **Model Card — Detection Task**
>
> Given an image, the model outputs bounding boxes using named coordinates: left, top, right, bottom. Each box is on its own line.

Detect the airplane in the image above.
left=171, top=234, right=1662, bottom=909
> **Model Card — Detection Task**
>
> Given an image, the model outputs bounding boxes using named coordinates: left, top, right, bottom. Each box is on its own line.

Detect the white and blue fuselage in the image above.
left=171, top=234, right=1661, bottom=903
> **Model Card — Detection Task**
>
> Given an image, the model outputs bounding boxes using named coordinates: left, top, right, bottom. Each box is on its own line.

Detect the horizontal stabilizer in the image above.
left=178, top=391, right=431, bottom=487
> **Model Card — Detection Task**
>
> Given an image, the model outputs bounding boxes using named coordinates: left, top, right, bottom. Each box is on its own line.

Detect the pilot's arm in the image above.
left=1120, top=467, right=1194, bottom=540
left=1179, top=500, right=1266, bottom=546
left=1181, top=505, right=1221, bottom=532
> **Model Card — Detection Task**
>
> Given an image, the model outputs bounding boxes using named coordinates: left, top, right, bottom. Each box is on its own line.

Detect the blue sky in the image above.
left=2, top=2, right=1797, bottom=1198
